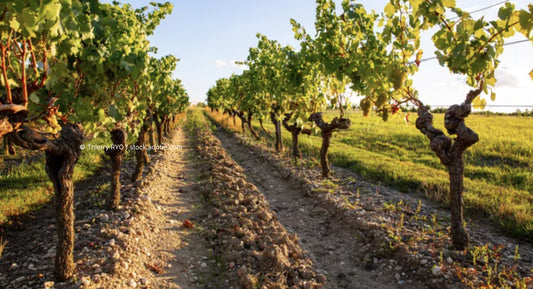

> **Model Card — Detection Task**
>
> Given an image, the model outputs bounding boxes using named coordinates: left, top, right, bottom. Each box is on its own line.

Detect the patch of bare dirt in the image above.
left=213, top=129, right=426, bottom=289
left=194, top=125, right=325, bottom=288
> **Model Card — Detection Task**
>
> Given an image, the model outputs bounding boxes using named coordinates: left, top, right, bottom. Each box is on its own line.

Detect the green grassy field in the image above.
left=207, top=109, right=533, bottom=239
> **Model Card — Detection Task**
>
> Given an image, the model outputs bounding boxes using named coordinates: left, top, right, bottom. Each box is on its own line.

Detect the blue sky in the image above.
left=115, top=1, right=533, bottom=112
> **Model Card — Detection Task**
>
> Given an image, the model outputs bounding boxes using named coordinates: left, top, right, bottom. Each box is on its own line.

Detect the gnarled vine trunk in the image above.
left=132, top=118, right=150, bottom=183
left=309, top=112, right=351, bottom=178
left=162, top=115, right=170, bottom=136
left=415, top=87, right=481, bottom=250
left=46, top=125, right=83, bottom=281
left=4, top=135, right=15, bottom=155
left=247, top=113, right=260, bottom=140
left=105, top=128, right=127, bottom=210
left=9, top=124, right=84, bottom=281
left=236, top=111, right=246, bottom=133
left=282, top=113, right=311, bottom=160
left=270, top=112, right=283, bottom=152
left=154, top=112, right=163, bottom=145
left=259, top=118, right=274, bottom=141
left=148, top=119, right=156, bottom=149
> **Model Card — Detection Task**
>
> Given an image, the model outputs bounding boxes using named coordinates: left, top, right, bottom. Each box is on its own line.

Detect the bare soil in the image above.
left=214, top=128, right=428, bottom=289
left=210, top=121, right=533, bottom=289
left=2, top=113, right=533, bottom=289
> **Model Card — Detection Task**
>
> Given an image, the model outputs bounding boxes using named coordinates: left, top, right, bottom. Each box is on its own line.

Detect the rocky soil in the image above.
left=207, top=111, right=533, bottom=289
left=194, top=125, right=325, bottom=288
left=2, top=109, right=533, bottom=289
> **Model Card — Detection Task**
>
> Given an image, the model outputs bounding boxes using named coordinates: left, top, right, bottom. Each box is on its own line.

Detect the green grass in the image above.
left=0, top=135, right=109, bottom=224
left=207, top=109, right=533, bottom=239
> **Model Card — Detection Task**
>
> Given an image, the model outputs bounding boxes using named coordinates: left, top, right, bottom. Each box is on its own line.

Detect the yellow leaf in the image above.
left=384, top=2, right=396, bottom=18
left=529, top=69, right=533, bottom=81
left=441, top=0, right=456, bottom=8
left=416, top=50, right=424, bottom=62
left=472, top=96, right=487, bottom=110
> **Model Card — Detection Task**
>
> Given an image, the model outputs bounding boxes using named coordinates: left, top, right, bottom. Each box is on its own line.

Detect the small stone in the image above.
left=44, top=281, right=54, bottom=289
left=81, top=276, right=91, bottom=286
left=200, top=262, right=208, bottom=269
left=316, top=274, right=327, bottom=283
left=109, top=239, right=116, bottom=246
left=99, top=214, right=110, bottom=222
left=10, top=263, right=18, bottom=269
left=432, top=266, right=442, bottom=276
left=446, top=257, right=453, bottom=264
left=420, top=259, right=428, bottom=265
left=28, top=264, right=36, bottom=270
left=139, top=277, right=148, bottom=285
left=395, top=273, right=401, bottom=281
left=127, top=279, right=137, bottom=287
left=15, top=276, right=25, bottom=282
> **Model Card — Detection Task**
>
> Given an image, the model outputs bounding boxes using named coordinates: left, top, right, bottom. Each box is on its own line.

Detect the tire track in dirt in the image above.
left=213, top=128, right=423, bottom=289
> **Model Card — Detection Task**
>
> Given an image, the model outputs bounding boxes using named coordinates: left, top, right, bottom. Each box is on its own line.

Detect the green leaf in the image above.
left=490, top=91, right=496, bottom=101
left=108, top=104, right=121, bottom=120
left=39, top=0, right=61, bottom=21
left=497, top=4, right=513, bottom=21
left=29, top=92, right=40, bottom=104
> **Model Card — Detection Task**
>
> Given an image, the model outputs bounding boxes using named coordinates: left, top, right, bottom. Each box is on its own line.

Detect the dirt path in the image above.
left=114, top=126, right=212, bottom=289
left=213, top=128, right=427, bottom=289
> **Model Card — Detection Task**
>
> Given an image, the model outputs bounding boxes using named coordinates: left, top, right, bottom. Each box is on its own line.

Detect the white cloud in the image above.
left=215, top=60, right=229, bottom=67
left=495, top=65, right=527, bottom=88
left=215, top=60, right=247, bottom=69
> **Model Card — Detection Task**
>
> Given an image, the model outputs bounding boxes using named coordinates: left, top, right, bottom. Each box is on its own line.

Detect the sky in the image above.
left=112, top=0, right=533, bottom=112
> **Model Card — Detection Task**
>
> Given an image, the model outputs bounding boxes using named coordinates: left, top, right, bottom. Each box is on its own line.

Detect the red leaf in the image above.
left=183, top=220, right=194, bottom=229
